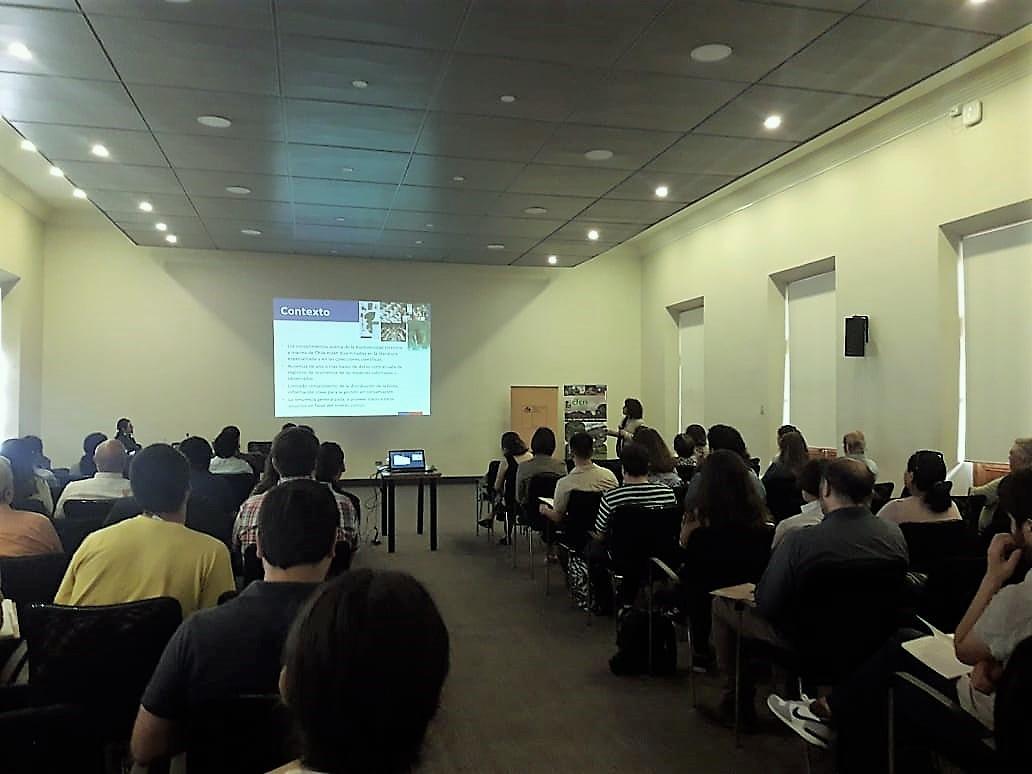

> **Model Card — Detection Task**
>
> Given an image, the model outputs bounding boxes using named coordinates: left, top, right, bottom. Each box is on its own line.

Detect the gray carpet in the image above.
left=350, top=482, right=813, bottom=774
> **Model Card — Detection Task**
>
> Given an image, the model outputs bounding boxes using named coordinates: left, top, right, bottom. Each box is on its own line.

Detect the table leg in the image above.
left=380, top=478, right=388, bottom=536
left=430, top=478, right=438, bottom=551
left=388, top=480, right=397, bottom=554
left=417, top=479, right=425, bottom=535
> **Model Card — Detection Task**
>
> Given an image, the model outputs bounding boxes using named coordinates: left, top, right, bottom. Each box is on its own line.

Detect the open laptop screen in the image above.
left=388, top=450, right=426, bottom=472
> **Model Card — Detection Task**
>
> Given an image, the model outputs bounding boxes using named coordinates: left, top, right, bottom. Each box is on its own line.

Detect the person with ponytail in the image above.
left=878, top=450, right=962, bottom=525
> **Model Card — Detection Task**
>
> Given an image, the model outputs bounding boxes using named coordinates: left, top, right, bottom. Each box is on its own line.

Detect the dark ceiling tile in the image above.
left=415, top=113, right=557, bottom=162
left=858, top=0, right=1032, bottom=36
left=292, top=178, right=398, bottom=208
left=607, top=170, right=733, bottom=203
left=285, top=99, right=423, bottom=152
left=177, top=169, right=293, bottom=202
left=393, top=185, right=499, bottom=215
left=14, top=123, right=167, bottom=166
left=648, top=133, right=797, bottom=176
left=533, top=124, right=680, bottom=170
left=89, top=189, right=196, bottom=216
left=59, top=160, right=183, bottom=194
left=0, top=73, right=145, bottom=129
left=0, top=5, right=117, bottom=80
left=275, top=0, right=468, bottom=49
left=287, top=144, right=409, bottom=184
left=488, top=192, right=594, bottom=220
left=402, top=155, right=525, bottom=191
left=129, top=85, right=285, bottom=140
left=191, top=196, right=294, bottom=223
left=81, top=0, right=273, bottom=29
left=293, top=203, right=389, bottom=229
left=578, top=197, right=685, bottom=224
left=156, top=134, right=290, bottom=175
left=506, top=164, right=630, bottom=198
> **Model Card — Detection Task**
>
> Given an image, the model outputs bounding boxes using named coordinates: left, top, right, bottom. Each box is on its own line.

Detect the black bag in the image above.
left=609, top=609, right=677, bottom=676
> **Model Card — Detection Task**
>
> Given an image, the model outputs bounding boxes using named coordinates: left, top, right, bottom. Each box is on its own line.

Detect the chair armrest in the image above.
left=891, top=671, right=988, bottom=732
left=649, top=557, right=680, bottom=583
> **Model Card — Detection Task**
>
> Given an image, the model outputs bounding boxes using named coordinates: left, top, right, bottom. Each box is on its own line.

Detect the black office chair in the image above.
left=186, top=494, right=235, bottom=548
left=0, top=553, right=69, bottom=606
left=914, top=555, right=987, bottom=632
left=515, top=473, right=561, bottom=576
left=595, top=458, right=623, bottom=485
left=871, top=482, right=896, bottom=514
left=62, top=499, right=115, bottom=521
left=548, top=489, right=603, bottom=596
left=217, top=472, right=258, bottom=511
left=476, top=459, right=501, bottom=539
left=53, top=517, right=105, bottom=556
left=11, top=498, right=50, bottom=517
left=606, top=504, right=683, bottom=609
left=899, top=520, right=980, bottom=573
left=183, top=694, right=294, bottom=774
left=952, top=494, right=987, bottom=529
left=242, top=544, right=263, bottom=586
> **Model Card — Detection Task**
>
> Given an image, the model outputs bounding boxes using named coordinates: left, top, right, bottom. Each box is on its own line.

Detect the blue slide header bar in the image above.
left=274, top=298, right=358, bottom=322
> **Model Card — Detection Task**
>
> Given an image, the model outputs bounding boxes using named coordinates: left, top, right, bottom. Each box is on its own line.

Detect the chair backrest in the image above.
left=995, top=635, right=1032, bottom=769
left=0, top=553, right=69, bottom=606
left=900, top=520, right=981, bottom=572
left=560, top=490, right=604, bottom=549
left=595, top=458, right=623, bottom=485
left=787, top=559, right=907, bottom=682
left=483, top=459, right=501, bottom=492
left=607, top=504, right=684, bottom=569
left=62, top=499, right=115, bottom=521
left=916, top=555, right=988, bottom=632
left=522, top=473, right=561, bottom=530
left=951, top=494, right=987, bottom=528
left=53, top=516, right=104, bottom=555
left=217, top=472, right=258, bottom=511
left=20, top=597, right=182, bottom=717
left=871, top=482, right=895, bottom=514
left=185, top=694, right=295, bottom=774
left=12, top=498, right=51, bottom=517
left=764, top=474, right=803, bottom=522
left=186, top=494, right=235, bottom=547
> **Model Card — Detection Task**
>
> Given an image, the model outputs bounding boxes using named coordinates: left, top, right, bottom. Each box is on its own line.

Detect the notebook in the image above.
left=902, top=618, right=972, bottom=680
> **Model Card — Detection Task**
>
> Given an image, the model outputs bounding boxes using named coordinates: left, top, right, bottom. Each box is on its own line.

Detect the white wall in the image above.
left=40, top=227, right=641, bottom=475
left=638, top=46, right=1032, bottom=488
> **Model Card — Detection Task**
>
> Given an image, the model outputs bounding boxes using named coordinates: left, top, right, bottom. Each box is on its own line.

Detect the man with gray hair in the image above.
left=54, top=439, right=132, bottom=518
left=0, top=456, right=61, bottom=556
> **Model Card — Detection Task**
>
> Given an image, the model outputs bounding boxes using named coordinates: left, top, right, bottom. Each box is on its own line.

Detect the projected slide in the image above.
left=273, top=298, right=431, bottom=417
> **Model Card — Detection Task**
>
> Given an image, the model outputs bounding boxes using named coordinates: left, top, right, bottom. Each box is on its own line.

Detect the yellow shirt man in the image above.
left=55, top=516, right=235, bottom=617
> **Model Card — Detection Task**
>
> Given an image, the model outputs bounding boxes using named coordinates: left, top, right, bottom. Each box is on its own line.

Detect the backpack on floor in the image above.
left=609, top=609, right=677, bottom=676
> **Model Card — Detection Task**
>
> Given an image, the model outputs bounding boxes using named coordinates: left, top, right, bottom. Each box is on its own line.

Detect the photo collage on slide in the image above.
left=563, top=384, right=608, bottom=457
left=358, top=300, right=431, bottom=350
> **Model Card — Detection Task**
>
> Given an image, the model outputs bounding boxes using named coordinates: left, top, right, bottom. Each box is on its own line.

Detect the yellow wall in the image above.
left=40, top=226, right=641, bottom=475
left=637, top=48, right=1032, bottom=485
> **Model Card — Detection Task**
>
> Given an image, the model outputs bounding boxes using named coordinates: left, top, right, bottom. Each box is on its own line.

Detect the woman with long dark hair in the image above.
left=210, top=425, right=252, bottom=475
left=879, top=450, right=960, bottom=525
left=633, top=426, right=681, bottom=488
left=0, top=438, right=54, bottom=515
left=606, top=398, right=644, bottom=455
left=493, top=432, right=531, bottom=546
left=762, top=430, right=809, bottom=521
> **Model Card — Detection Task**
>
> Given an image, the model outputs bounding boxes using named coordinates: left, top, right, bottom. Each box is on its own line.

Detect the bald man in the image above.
left=54, top=439, right=133, bottom=518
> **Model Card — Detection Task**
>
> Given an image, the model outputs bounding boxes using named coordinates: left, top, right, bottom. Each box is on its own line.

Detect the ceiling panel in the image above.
left=176, top=169, right=293, bottom=202
left=294, top=203, right=389, bottom=230
left=0, top=1, right=77, bottom=9
left=292, top=178, right=397, bottom=208
left=59, top=160, right=183, bottom=194
left=773, top=0, right=867, bottom=10
left=568, top=70, right=744, bottom=132
left=276, top=0, right=468, bottom=49
left=122, top=226, right=215, bottom=250
left=285, top=99, right=423, bottom=152
left=0, top=5, right=117, bottom=80
left=512, top=251, right=592, bottom=268
left=764, top=15, right=995, bottom=96
left=379, top=228, right=468, bottom=249
left=619, top=0, right=844, bottom=83
left=859, top=0, right=1032, bottom=36
left=607, top=170, right=733, bottom=203
left=415, top=112, right=556, bottom=162
left=578, top=197, right=686, bottom=224
left=695, top=84, right=879, bottom=141
left=473, top=215, right=566, bottom=239
left=383, top=210, right=479, bottom=233
left=550, top=221, right=643, bottom=242
left=88, top=189, right=196, bottom=217
left=533, top=238, right=617, bottom=259
left=280, top=36, right=446, bottom=109
left=533, top=124, right=681, bottom=170
left=648, top=133, right=797, bottom=176
left=81, top=0, right=274, bottom=30
left=130, top=85, right=285, bottom=140
left=191, top=196, right=294, bottom=223
left=292, top=223, right=381, bottom=244
left=13, top=123, right=168, bottom=166
left=488, top=192, right=595, bottom=220
left=204, top=219, right=294, bottom=241
left=213, top=234, right=300, bottom=252
left=287, top=144, right=408, bottom=185
left=106, top=211, right=206, bottom=233
left=92, top=16, right=279, bottom=94
left=506, top=164, right=630, bottom=198
left=402, top=154, right=524, bottom=191
left=442, top=250, right=528, bottom=266
left=0, top=73, right=144, bottom=129
left=156, top=134, right=290, bottom=175
left=393, top=185, right=499, bottom=215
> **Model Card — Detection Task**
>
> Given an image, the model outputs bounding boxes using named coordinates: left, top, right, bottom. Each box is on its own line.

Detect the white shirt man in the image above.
left=54, top=439, right=132, bottom=518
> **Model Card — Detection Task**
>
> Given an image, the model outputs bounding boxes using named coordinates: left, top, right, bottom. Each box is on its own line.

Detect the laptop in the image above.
left=388, top=449, right=427, bottom=473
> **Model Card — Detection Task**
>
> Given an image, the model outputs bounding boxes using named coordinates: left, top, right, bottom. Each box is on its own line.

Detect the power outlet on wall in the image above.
left=962, top=100, right=983, bottom=127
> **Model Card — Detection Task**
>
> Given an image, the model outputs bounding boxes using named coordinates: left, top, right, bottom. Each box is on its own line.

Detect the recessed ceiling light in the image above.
left=138, top=200, right=153, bottom=212
left=415, top=239, right=424, bottom=245
left=72, top=188, right=87, bottom=200
left=547, top=255, right=558, bottom=265
left=90, top=143, right=110, bottom=158
left=763, top=114, right=783, bottom=130
left=351, top=79, right=369, bottom=89
left=165, top=234, right=178, bottom=244
left=155, top=222, right=168, bottom=231
left=425, top=223, right=434, bottom=228
left=584, top=149, right=614, bottom=161
left=197, top=114, right=232, bottom=129
left=225, top=185, right=252, bottom=195
left=241, top=228, right=262, bottom=236
left=334, top=217, right=349, bottom=222
left=49, top=165, right=64, bottom=177
left=523, top=206, right=548, bottom=215
left=655, top=185, right=669, bottom=198
left=690, top=43, right=733, bottom=63
left=969, top=0, right=988, bottom=4
left=451, top=175, right=465, bottom=182
left=587, top=229, right=600, bottom=241
left=487, top=243, right=505, bottom=250
left=340, top=167, right=354, bottom=173
left=500, top=94, right=516, bottom=103
left=7, top=42, right=31, bottom=61
left=19, top=139, right=35, bottom=152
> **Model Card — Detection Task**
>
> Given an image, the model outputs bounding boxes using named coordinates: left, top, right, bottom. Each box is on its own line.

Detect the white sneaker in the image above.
left=767, top=694, right=835, bottom=749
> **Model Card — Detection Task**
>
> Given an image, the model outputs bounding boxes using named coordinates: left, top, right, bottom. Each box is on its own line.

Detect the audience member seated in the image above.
left=772, top=459, right=828, bottom=548
left=633, top=426, right=682, bottom=488
left=252, top=452, right=280, bottom=496
left=539, top=431, right=618, bottom=524
left=1, top=437, right=54, bottom=515
left=273, top=569, right=449, bottom=774
left=209, top=425, right=253, bottom=475
left=678, top=450, right=773, bottom=668
left=314, top=441, right=349, bottom=494
left=762, top=430, right=808, bottom=521
left=53, top=438, right=131, bottom=518
left=130, top=479, right=338, bottom=765
left=585, top=442, right=678, bottom=611
left=683, top=424, right=765, bottom=510
left=514, top=427, right=567, bottom=507
left=768, top=425, right=803, bottom=465
left=606, top=397, right=645, bottom=455
left=233, top=428, right=357, bottom=559
left=879, top=450, right=961, bottom=525
left=707, top=458, right=907, bottom=728
left=972, top=437, right=1032, bottom=533
left=179, top=436, right=235, bottom=514
left=71, top=431, right=107, bottom=477
left=23, top=434, right=57, bottom=489
left=0, top=457, right=61, bottom=557
left=55, top=443, right=235, bottom=615
left=115, top=417, right=142, bottom=454
left=843, top=429, right=879, bottom=478
left=493, top=431, right=532, bottom=545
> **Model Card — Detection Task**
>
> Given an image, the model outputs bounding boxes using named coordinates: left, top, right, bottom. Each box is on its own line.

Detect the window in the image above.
left=961, top=220, right=1032, bottom=462
left=678, top=306, right=704, bottom=431
left=785, top=271, right=837, bottom=447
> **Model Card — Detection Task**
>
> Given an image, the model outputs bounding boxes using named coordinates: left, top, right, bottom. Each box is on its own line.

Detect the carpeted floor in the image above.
left=350, top=482, right=814, bottom=774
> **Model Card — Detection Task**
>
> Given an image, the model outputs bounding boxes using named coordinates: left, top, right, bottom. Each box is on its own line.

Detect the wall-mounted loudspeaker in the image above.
left=845, top=315, right=869, bottom=357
